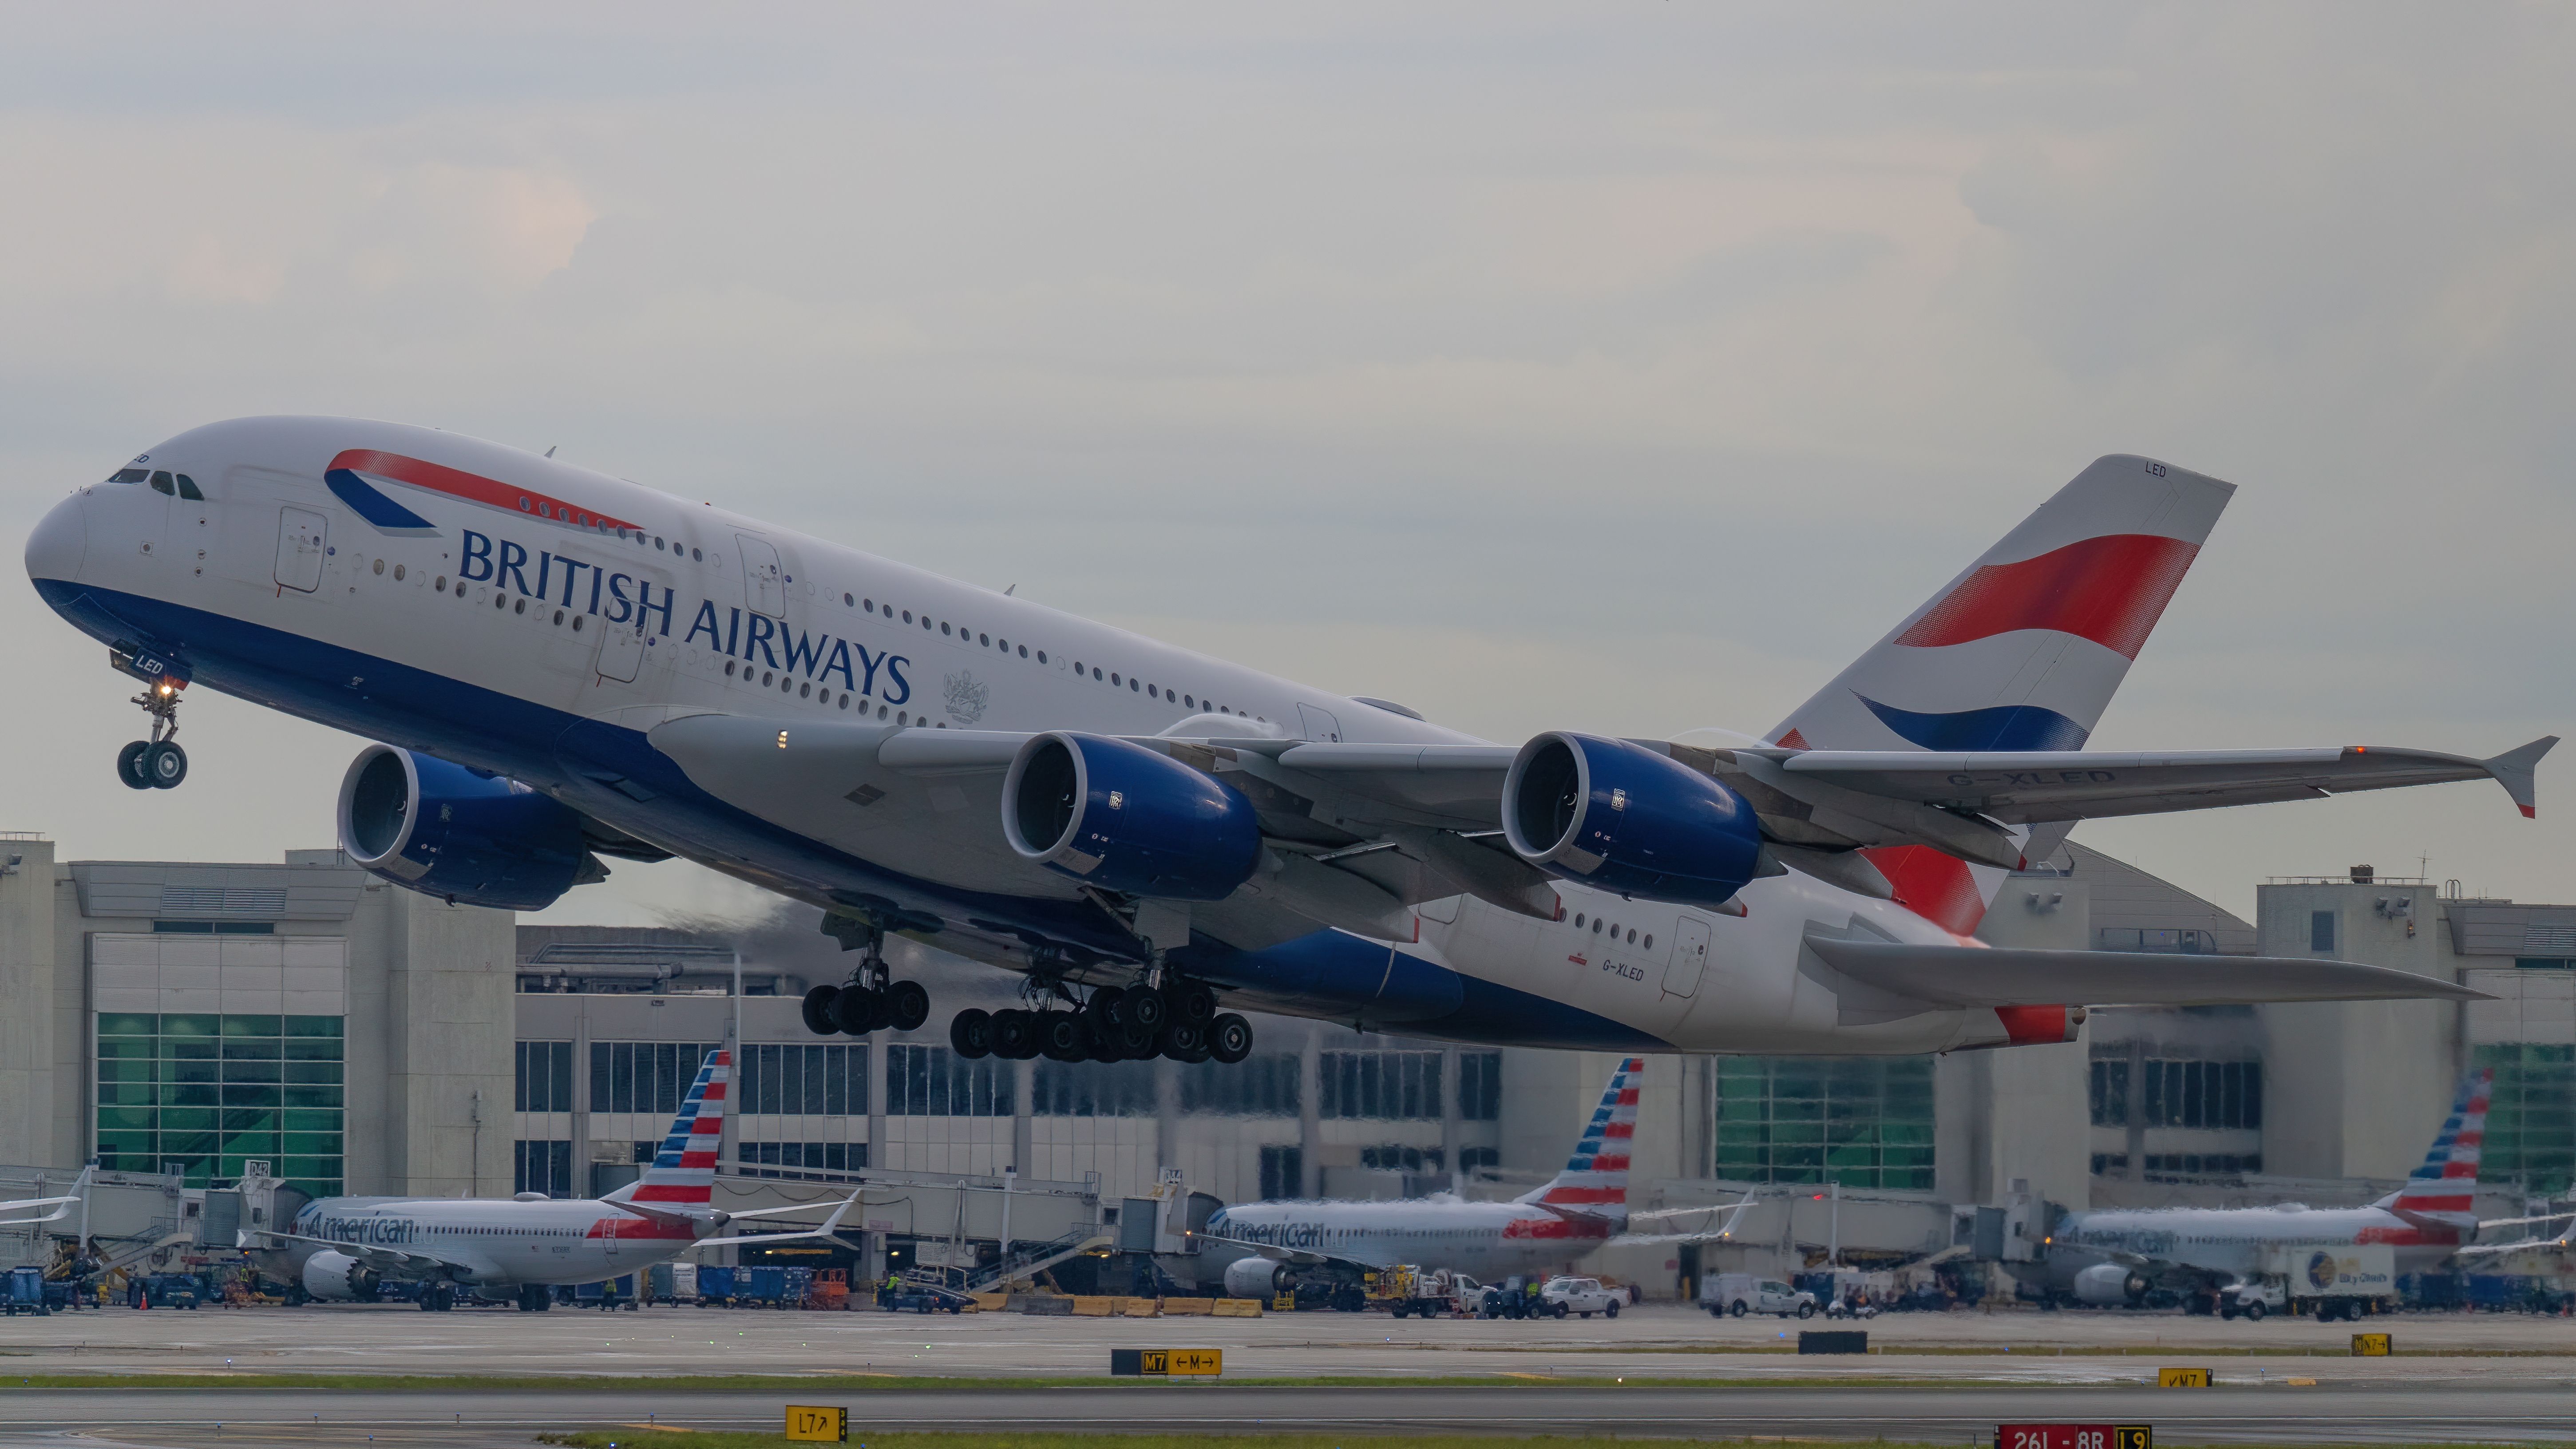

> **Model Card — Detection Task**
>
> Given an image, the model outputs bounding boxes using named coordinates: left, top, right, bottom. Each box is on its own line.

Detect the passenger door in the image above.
left=1662, top=915, right=1712, bottom=998
left=737, top=534, right=784, bottom=617
left=274, top=507, right=327, bottom=593
left=594, top=613, right=646, bottom=683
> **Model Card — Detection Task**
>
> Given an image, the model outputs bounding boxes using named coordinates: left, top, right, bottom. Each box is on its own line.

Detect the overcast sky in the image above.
left=3, top=4, right=2570, bottom=926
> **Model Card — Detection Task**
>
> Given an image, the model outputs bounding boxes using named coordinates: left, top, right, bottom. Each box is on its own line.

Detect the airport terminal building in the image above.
left=3, top=827, right=2567, bottom=1290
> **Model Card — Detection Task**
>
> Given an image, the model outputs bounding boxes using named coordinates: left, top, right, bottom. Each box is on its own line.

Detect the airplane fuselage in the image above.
left=2045, top=1204, right=2465, bottom=1286
left=1200, top=1197, right=1611, bottom=1281
left=27, top=416, right=2033, bottom=1054
left=266, top=1194, right=711, bottom=1289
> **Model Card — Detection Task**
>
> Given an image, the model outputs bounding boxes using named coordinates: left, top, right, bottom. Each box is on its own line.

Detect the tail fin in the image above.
left=2373, top=1066, right=2492, bottom=1231
left=605, top=1048, right=730, bottom=1208
left=1768, top=455, right=2234, bottom=934
left=1516, top=1057, right=1643, bottom=1227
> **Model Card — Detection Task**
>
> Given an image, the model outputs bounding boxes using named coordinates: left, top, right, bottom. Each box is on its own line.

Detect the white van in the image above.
left=1701, top=1272, right=1816, bottom=1319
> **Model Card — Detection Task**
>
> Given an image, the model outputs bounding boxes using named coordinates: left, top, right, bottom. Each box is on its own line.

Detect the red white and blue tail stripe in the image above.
left=1517, top=1057, right=1642, bottom=1226
left=1767, top=455, right=2233, bottom=934
left=620, top=1048, right=730, bottom=1208
left=2380, top=1066, right=2490, bottom=1230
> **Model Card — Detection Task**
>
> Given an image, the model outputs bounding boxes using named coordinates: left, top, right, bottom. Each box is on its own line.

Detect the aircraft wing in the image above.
left=246, top=1229, right=460, bottom=1277
left=0, top=1165, right=95, bottom=1227
left=696, top=1191, right=863, bottom=1249
left=1804, top=933, right=2489, bottom=1007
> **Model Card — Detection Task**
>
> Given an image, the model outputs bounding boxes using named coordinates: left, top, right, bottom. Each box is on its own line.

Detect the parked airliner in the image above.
left=244, top=1049, right=847, bottom=1309
left=1186, top=1056, right=1646, bottom=1300
left=2030, top=1068, right=2510, bottom=1316
left=25, top=420, right=2545, bottom=1063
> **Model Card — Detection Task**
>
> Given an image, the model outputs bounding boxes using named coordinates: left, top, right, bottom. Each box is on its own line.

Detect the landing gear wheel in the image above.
left=1126, top=988, right=1168, bottom=1032
left=1168, top=980, right=1218, bottom=1027
left=1039, top=1013, right=1090, bottom=1062
left=143, top=740, right=187, bottom=789
left=802, top=985, right=842, bottom=1036
left=886, top=979, right=930, bottom=1032
left=992, top=1009, right=1038, bottom=1060
left=1159, top=1021, right=1207, bottom=1061
left=830, top=986, right=882, bottom=1035
left=1085, top=986, right=1127, bottom=1031
left=950, top=1008, right=993, bottom=1059
left=1208, top=1013, right=1253, bottom=1064
left=116, top=741, right=153, bottom=790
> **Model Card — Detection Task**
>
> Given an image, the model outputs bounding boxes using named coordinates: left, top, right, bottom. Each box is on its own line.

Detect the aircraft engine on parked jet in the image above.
left=337, top=744, right=601, bottom=912
left=1223, top=1256, right=1284, bottom=1299
left=2073, top=1261, right=2150, bottom=1306
left=300, top=1250, right=381, bottom=1302
left=1502, top=732, right=1765, bottom=909
left=1003, top=732, right=1263, bottom=901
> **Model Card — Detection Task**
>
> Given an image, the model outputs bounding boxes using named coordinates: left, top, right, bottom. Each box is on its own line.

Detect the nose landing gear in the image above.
left=116, top=673, right=188, bottom=790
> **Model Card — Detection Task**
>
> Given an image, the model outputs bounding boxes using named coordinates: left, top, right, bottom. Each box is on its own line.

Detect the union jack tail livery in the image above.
left=2378, top=1065, right=2492, bottom=1232
left=1518, top=1056, right=1643, bottom=1226
left=607, top=1048, right=730, bottom=1208
left=1769, top=455, right=2234, bottom=934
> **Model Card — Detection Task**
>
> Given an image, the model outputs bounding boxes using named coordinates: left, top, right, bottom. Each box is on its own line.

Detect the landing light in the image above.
left=777, top=731, right=789, bottom=749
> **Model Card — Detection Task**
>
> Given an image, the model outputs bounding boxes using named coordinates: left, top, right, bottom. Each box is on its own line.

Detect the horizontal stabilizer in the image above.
left=1804, top=932, right=2490, bottom=1008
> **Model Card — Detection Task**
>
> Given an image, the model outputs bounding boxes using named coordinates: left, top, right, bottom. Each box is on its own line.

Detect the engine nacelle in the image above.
left=1502, top=732, right=1764, bottom=908
left=1222, top=1255, right=1284, bottom=1299
left=301, top=1249, right=380, bottom=1302
left=1003, top=732, right=1263, bottom=902
left=338, top=744, right=596, bottom=912
left=2073, top=1261, right=2149, bottom=1306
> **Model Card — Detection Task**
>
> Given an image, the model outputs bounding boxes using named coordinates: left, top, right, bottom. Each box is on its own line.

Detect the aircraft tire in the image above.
left=1169, top=980, right=1218, bottom=1026
left=1112, top=1018, right=1159, bottom=1059
left=992, top=1010, right=1038, bottom=1059
left=1085, top=986, right=1126, bottom=1029
left=1038, top=1013, right=1088, bottom=1061
left=950, top=1009, right=994, bottom=1058
left=116, top=741, right=153, bottom=790
left=886, top=980, right=930, bottom=1032
left=1159, top=1021, right=1207, bottom=1060
left=830, top=986, right=881, bottom=1035
left=1208, top=1013, right=1253, bottom=1064
left=145, top=740, right=188, bottom=789
left=801, top=986, right=841, bottom=1035
left=1126, top=989, right=1167, bottom=1031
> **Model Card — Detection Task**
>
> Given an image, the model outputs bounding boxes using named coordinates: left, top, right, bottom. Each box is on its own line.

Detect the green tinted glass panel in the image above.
left=284, top=1037, right=344, bottom=1061
left=1710, top=1054, right=1938, bottom=1190
left=167, top=1058, right=221, bottom=1085
left=160, top=1014, right=219, bottom=1037
left=221, top=1015, right=282, bottom=1038
left=223, top=1059, right=283, bottom=1085
left=283, top=1132, right=344, bottom=1156
left=160, top=1130, right=220, bottom=1158
left=95, top=1013, right=158, bottom=1036
left=283, top=1085, right=344, bottom=1109
left=98, top=1105, right=155, bottom=1132
left=284, top=1061, right=342, bottom=1085
left=158, top=1107, right=218, bottom=1131
left=221, top=1038, right=282, bottom=1063
left=160, top=1083, right=219, bottom=1108
left=163, top=1039, right=219, bottom=1061
left=285, top=1016, right=343, bottom=1037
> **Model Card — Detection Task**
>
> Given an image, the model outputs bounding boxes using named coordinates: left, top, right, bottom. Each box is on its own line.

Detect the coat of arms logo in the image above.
left=943, top=670, right=989, bottom=725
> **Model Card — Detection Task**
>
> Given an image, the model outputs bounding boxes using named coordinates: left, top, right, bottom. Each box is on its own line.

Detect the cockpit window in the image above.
left=109, top=468, right=147, bottom=484
left=175, top=475, right=203, bottom=501
left=149, top=471, right=176, bottom=495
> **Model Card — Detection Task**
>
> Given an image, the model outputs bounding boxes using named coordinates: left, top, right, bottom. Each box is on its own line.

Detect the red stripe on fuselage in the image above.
left=327, top=449, right=643, bottom=534
left=1503, top=1214, right=1616, bottom=1239
left=1894, top=534, right=2200, bottom=660
left=1861, top=845, right=1986, bottom=935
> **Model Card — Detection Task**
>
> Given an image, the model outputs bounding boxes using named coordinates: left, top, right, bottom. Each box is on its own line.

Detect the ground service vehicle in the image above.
left=1704, top=1273, right=1816, bottom=1318
left=1542, top=1276, right=1622, bottom=1318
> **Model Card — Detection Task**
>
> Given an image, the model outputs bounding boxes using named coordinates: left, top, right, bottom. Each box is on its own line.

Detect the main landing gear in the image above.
left=947, top=978, right=1253, bottom=1066
left=800, top=930, right=930, bottom=1039
left=116, top=675, right=188, bottom=791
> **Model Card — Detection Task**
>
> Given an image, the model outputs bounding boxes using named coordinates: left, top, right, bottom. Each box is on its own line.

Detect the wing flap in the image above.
left=1804, top=932, right=2491, bottom=1008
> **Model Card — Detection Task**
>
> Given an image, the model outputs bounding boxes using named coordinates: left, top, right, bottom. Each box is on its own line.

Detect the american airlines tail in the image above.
left=1516, top=1056, right=1643, bottom=1231
left=1768, top=455, right=2236, bottom=934
left=605, top=1048, right=731, bottom=1211
left=2375, top=1065, right=2493, bottom=1234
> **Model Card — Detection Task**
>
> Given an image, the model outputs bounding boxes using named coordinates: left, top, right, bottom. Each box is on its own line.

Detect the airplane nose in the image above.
left=24, top=492, right=88, bottom=584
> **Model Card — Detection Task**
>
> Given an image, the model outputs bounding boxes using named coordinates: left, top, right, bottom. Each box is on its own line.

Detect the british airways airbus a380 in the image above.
left=23, top=418, right=2548, bottom=1065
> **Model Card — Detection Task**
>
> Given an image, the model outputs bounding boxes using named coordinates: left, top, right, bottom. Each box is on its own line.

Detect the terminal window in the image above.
left=1034, top=1057, right=1156, bottom=1116
left=2311, top=910, right=2338, bottom=952
left=2088, top=1058, right=2262, bottom=1129
left=1258, top=1144, right=1303, bottom=1200
left=591, top=1041, right=724, bottom=1115
left=514, top=1139, right=574, bottom=1197
left=1178, top=1053, right=1300, bottom=1116
left=736, top=1042, right=867, bottom=1116
left=1713, top=1055, right=1934, bottom=1191
left=515, top=1041, right=574, bottom=1112
left=1319, top=1050, right=1442, bottom=1120
left=95, top=1012, right=344, bottom=1196
left=2475, top=1042, right=2576, bottom=1195
left=884, top=1044, right=1010, bottom=1116
left=1456, top=1051, right=1504, bottom=1121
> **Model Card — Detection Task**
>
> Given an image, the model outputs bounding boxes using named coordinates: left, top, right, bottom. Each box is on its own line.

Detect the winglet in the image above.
left=2485, top=736, right=2556, bottom=819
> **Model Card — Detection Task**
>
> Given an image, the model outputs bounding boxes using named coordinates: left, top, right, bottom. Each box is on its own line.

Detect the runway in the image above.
left=4, top=1383, right=2576, bottom=1446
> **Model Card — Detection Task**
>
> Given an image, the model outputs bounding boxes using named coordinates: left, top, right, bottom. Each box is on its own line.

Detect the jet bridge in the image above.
left=701, top=1166, right=1108, bottom=1280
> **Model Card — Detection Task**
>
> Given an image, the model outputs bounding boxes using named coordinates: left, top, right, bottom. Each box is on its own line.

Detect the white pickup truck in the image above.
left=1540, top=1275, right=1624, bottom=1319
left=1701, top=1272, right=1816, bottom=1319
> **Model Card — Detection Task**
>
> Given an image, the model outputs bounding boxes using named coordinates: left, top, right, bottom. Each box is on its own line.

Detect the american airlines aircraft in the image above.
left=1187, top=1056, right=1645, bottom=1302
left=244, top=1049, right=847, bottom=1310
left=2031, top=1068, right=2506, bottom=1318
left=24, top=419, right=2546, bottom=1062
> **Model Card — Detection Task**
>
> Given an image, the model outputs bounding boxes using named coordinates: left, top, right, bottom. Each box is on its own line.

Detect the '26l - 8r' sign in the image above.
left=1997, top=1427, right=2150, bottom=1449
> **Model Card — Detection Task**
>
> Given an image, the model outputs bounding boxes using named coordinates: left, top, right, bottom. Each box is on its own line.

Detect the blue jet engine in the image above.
left=1501, top=732, right=1764, bottom=908
left=337, top=744, right=597, bottom=912
left=1002, top=732, right=1263, bottom=901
